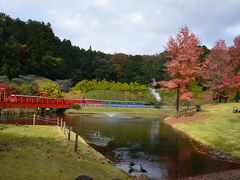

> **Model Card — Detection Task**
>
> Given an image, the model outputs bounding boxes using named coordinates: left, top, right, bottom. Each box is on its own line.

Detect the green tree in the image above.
left=0, top=36, right=21, bottom=78
left=124, top=55, right=142, bottom=83
left=41, top=55, right=63, bottom=79
left=153, top=51, right=171, bottom=81
left=93, top=56, right=112, bottom=80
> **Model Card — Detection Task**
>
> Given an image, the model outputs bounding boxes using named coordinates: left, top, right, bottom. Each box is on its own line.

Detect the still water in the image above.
left=67, top=113, right=239, bottom=179
left=3, top=112, right=239, bottom=179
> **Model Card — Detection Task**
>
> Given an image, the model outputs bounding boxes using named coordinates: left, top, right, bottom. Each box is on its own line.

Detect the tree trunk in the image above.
left=218, top=95, right=222, bottom=103
left=235, top=89, right=239, bottom=103
left=176, top=87, right=180, bottom=118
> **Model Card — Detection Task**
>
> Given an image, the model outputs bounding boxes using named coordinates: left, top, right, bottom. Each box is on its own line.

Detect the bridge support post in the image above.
left=33, top=113, right=36, bottom=126
left=74, top=133, right=78, bottom=152
left=57, top=118, right=59, bottom=126
left=61, top=119, right=63, bottom=129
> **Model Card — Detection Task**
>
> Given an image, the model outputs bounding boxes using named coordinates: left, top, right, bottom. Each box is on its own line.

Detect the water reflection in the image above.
left=150, top=121, right=160, bottom=145
left=69, top=114, right=240, bottom=179
left=3, top=113, right=240, bottom=179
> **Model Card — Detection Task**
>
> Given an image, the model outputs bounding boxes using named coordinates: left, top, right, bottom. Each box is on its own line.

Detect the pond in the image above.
left=66, top=113, right=239, bottom=179
left=2, top=112, right=239, bottom=179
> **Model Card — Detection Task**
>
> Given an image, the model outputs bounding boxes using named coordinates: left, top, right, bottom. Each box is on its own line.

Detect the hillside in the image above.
left=0, top=12, right=174, bottom=85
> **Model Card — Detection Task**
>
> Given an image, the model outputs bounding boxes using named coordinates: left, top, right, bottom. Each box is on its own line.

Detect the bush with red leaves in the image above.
left=0, top=83, right=18, bottom=94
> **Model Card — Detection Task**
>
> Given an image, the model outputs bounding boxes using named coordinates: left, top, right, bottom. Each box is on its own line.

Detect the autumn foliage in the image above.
left=0, top=83, right=18, bottom=94
left=202, top=40, right=231, bottom=102
left=228, top=35, right=240, bottom=102
left=154, top=26, right=202, bottom=117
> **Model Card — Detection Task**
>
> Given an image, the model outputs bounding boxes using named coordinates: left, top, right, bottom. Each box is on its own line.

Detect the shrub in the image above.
left=19, top=75, right=36, bottom=82
left=0, top=75, right=10, bottom=83
left=0, top=83, right=18, bottom=94
left=56, top=79, right=72, bottom=92
left=11, top=78, right=25, bottom=85
left=39, top=83, right=63, bottom=98
left=19, top=83, right=38, bottom=95
left=72, top=79, right=149, bottom=93
left=71, top=104, right=81, bottom=110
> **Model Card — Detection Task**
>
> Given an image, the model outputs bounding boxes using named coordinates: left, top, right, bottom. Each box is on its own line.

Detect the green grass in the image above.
left=66, top=106, right=175, bottom=117
left=0, top=125, right=130, bottom=180
left=173, top=103, right=240, bottom=158
left=81, top=90, right=156, bottom=103
left=33, top=76, right=56, bottom=88
left=68, top=89, right=224, bottom=106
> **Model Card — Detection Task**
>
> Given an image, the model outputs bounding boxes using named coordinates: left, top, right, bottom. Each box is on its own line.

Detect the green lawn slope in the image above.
left=64, top=89, right=219, bottom=106
left=0, top=125, right=130, bottom=180
left=173, top=103, right=240, bottom=158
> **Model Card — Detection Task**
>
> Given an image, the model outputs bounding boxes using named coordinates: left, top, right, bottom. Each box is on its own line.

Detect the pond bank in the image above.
left=164, top=103, right=240, bottom=179
left=0, top=124, right=130, bottom=180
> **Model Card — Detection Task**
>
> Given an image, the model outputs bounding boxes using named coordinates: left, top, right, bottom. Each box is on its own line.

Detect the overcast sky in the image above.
left=0, top=0, right=240, bottom=55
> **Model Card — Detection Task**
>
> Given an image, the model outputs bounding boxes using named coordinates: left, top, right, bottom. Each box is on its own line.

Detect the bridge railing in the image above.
left=8, top=95, right=82, bottom=105
left=1, top=89, right=154, bottom=108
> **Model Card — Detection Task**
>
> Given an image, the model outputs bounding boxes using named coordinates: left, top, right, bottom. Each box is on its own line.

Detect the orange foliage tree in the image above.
left=0, top=83, right=18, bottom=94
left=202, top=40, right=231, bottom=102
left=228, top=35, right=240, bottom=102
left=154, top=26, right=202, bottom=118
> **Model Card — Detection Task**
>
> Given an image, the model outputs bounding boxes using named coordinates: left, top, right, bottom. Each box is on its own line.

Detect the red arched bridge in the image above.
left=0, top=88, right=103, bottom=109
left=0, top=88, right=152, bottom=109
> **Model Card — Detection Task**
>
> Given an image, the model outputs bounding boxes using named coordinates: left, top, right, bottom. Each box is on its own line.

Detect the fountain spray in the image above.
left=150, top=78, right=161, bottom=102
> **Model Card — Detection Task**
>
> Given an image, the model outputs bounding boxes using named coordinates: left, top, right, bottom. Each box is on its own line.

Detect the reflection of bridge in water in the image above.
left=1, top=116, right=73, bottom=126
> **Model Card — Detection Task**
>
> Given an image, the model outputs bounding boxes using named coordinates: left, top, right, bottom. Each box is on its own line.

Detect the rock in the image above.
left=75, top=175, right=94, bottom=180
left=112, top=178, right=122, bottom=180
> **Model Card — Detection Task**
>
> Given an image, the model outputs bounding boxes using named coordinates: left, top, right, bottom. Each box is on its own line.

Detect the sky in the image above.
left=0, top=0, right=240, bottom=55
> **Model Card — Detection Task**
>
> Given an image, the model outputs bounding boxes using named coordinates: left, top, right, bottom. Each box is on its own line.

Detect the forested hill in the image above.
left=0, top=13, right=210, bottom=84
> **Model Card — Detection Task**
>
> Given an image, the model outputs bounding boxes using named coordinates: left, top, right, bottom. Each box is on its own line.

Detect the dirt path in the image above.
left=164, top=113, right=211, bottom=125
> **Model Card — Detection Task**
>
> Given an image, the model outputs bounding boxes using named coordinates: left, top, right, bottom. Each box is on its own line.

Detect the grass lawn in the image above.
left=0, top=125, right=130, bottom=180
left=65, top=106, right=175, bottom=117
left=173, top=103, right=240, bottom=158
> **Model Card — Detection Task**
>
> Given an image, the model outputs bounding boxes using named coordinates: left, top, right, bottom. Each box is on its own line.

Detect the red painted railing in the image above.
left=0, top=88, right=85, bottom=109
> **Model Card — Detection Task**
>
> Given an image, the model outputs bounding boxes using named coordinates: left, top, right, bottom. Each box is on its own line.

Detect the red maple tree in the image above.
left=202, top=40, right=231, bottom=102
left=227, top=35, right=240, bottom=102
left=0, top=83, right=18, bottom=94
left=154, top=26, right=202, bottom=118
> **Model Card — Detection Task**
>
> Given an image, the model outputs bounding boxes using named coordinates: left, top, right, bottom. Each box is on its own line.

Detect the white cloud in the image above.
left=0, top=0, right=240, bottom=54
left=225, top=24, right=240, bottom=36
